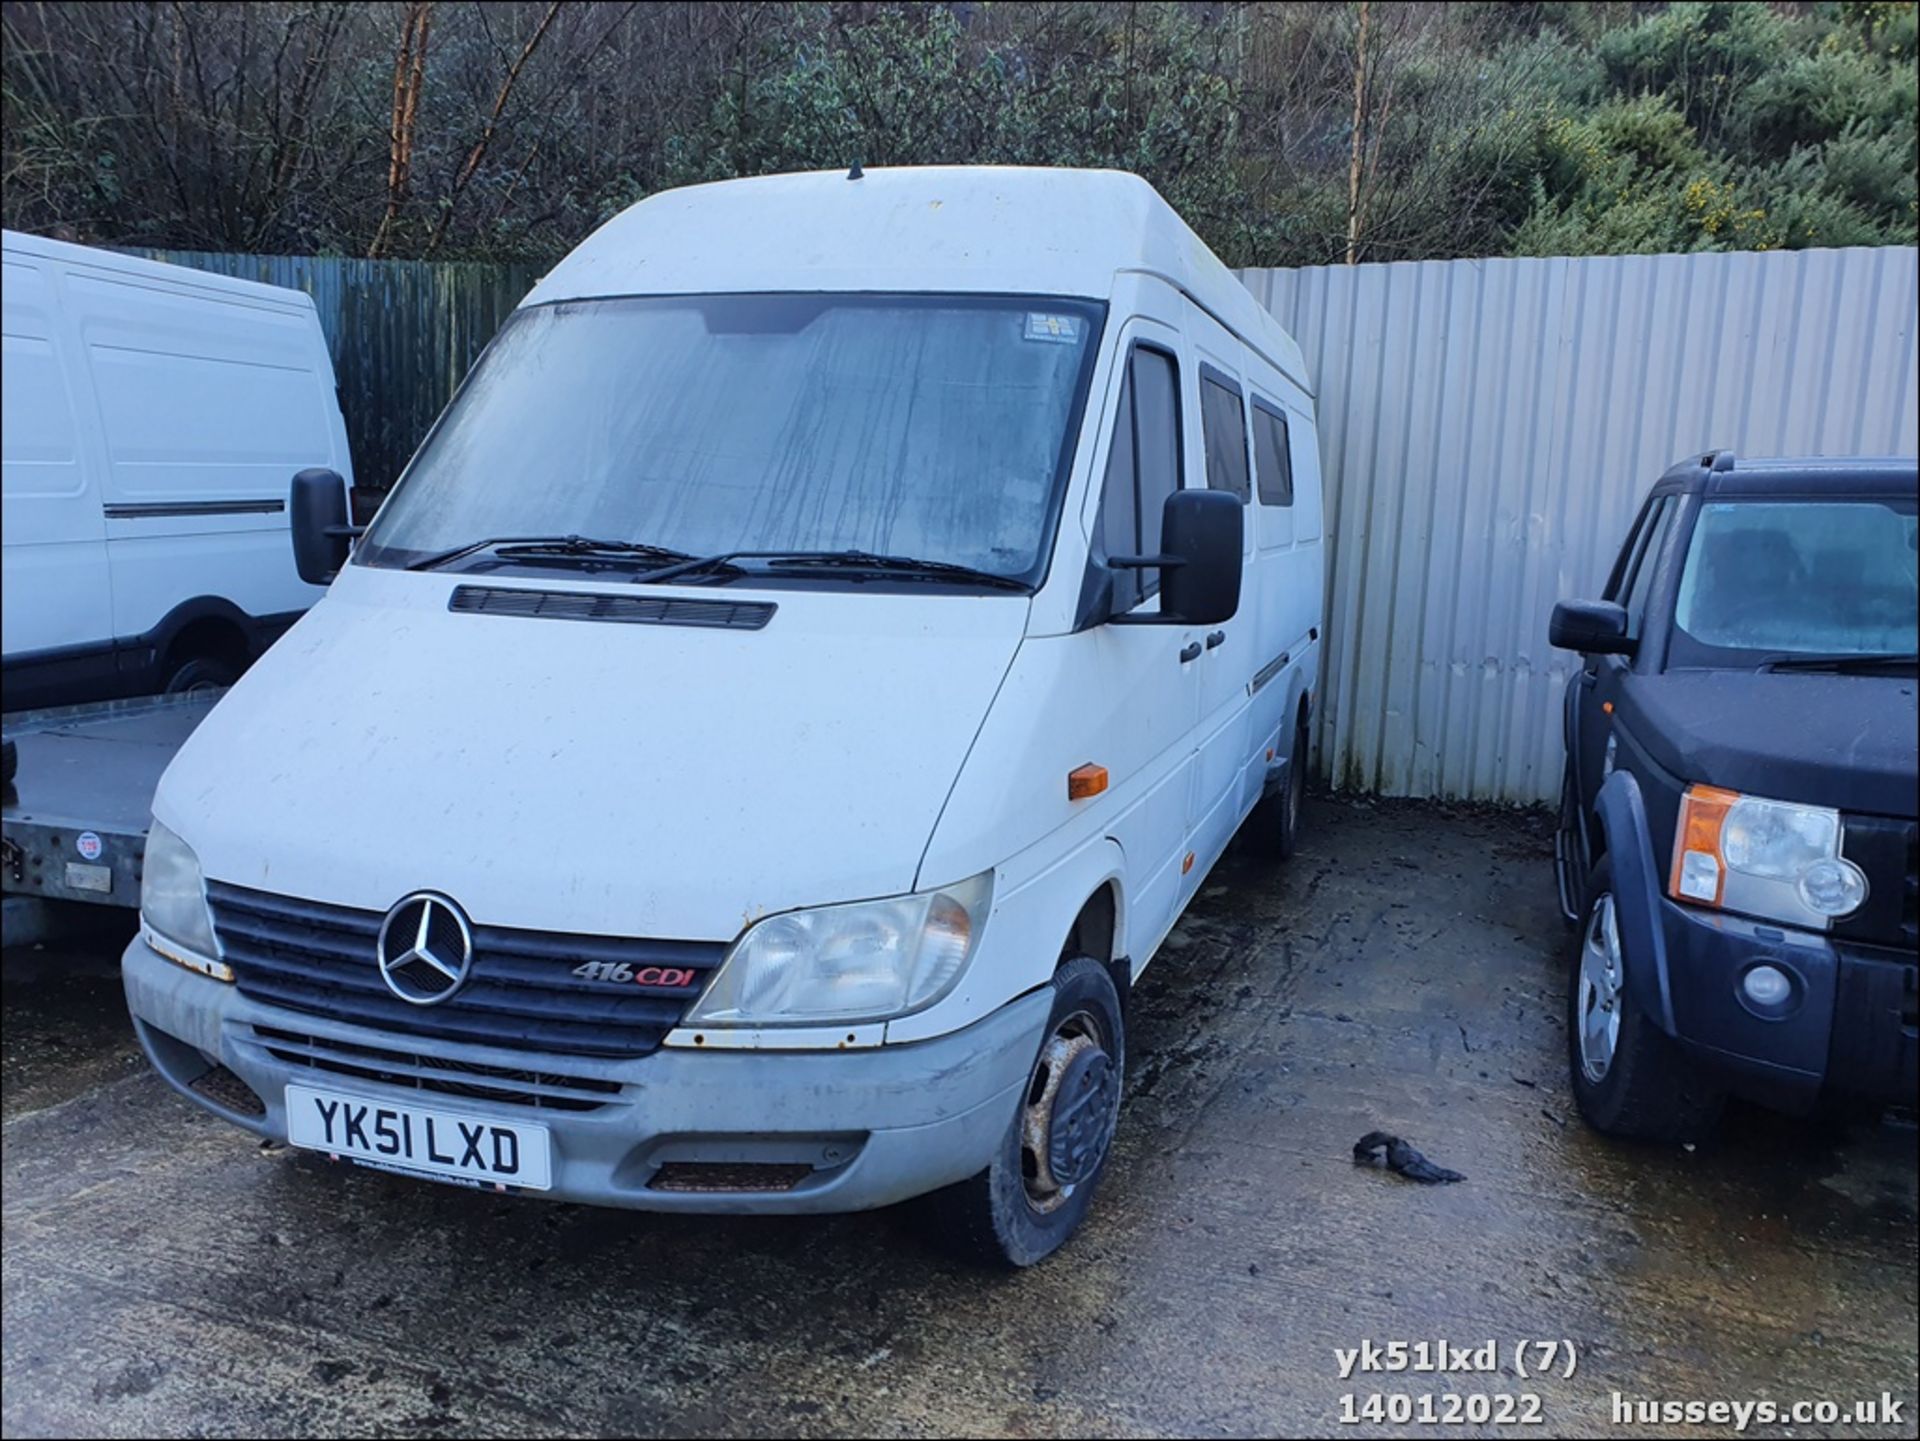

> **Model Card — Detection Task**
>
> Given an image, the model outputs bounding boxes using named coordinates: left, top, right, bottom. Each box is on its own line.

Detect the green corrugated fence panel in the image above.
left=133, top=250, right=542, bottom=493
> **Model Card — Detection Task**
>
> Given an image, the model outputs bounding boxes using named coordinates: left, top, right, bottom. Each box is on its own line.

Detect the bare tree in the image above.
left=1344, top=0, right=1370, bottom=264
left=423, top=0, right=563, bottom=255
left=371, top=0, right=432, bottom=258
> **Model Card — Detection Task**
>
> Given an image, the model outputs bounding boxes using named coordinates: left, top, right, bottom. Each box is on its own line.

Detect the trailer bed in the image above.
left=2, top=691, right=222, bottom=909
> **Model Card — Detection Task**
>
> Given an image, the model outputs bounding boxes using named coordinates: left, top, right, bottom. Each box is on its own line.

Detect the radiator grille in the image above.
left=208, top=881, right=724, bottom=1058
left=252, top=1025, right=622, bottom=1111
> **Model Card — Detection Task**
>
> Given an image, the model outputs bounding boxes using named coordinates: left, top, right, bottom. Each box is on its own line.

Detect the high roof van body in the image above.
left=2, top=232, right=349, bottom=709
left=123, top=167, right=1325, bottom=1265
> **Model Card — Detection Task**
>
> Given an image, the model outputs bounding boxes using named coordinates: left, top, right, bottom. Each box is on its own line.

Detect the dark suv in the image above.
left=1550, top=452, right=1917, bottom=1140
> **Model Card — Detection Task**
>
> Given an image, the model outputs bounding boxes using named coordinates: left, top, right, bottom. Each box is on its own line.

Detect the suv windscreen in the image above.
left=1668, top=497, right=1919, bottom=666
left=356, top=293, right=1104, bottom=585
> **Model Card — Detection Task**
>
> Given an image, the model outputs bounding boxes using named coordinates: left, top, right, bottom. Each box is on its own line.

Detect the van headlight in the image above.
left=685, top=872, right=993, bottom=1026
left=1670, top=786, right=1867, bottom=928
left=141, top=820, right=232, bottom=980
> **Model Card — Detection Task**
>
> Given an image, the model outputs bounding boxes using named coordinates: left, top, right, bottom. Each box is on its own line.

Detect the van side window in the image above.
left=1098, top=369, right=1140, bottom=611
left=1252, top=400, right=1293, bottom=507
left=1199, top=374, right=1250, bottom=502
left=1095, top=345, right=1182, bottom=611
left=1133, top=348, right=1180, bottom=573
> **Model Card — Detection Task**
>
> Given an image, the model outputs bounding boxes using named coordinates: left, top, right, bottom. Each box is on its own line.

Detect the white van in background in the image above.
left=122, top=167, right=1325, bottom=1267
left=1, top=232, right=349, bottom=711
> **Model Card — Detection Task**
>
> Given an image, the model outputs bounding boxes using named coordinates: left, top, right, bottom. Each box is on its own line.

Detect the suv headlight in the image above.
left=1670, top=786, right=1867, bottom=928
left=685, top=872, right=993, bottom=1026
left=141, top=820, right=232, bottom=980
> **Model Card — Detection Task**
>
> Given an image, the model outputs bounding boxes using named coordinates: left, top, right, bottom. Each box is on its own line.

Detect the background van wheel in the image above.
left=1568, top=859, right=1723, bottom=1142
left=162, top=655, right=239, bottom=696
left=919, top=956, right=1125, bottom=1268
left=1248, top=714, right=1310, bottom=861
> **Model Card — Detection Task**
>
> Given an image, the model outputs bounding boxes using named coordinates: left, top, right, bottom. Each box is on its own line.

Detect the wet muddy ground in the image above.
left=3, top=798, right=1915, bottom=1438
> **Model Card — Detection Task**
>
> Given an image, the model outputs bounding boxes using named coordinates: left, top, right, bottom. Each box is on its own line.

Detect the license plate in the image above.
left=284, top=1084, right=552, bottom=1191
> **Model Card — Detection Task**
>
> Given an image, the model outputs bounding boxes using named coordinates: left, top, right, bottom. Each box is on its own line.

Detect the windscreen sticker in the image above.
left=1024, top=313, right=1080, bottom=344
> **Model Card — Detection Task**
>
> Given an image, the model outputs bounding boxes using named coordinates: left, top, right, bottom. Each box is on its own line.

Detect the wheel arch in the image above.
left=1593, top=769, right=1677, bottom=1035
left=147, top=596, right=258, bottom=679
left=1059, top=876, right=1130, bottom=1012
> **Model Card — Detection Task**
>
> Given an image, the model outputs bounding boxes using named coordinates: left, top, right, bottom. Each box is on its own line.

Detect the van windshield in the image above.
left=1669, top=498, right=1919, bottom=665
left=357, top=293, right=1104, bottom=585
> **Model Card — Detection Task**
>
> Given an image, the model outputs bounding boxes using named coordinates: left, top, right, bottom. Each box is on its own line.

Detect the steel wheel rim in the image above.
left=1577, top=893, right=1623, bottom=1083
left=1019, top=1007, right=1117, bottom=1215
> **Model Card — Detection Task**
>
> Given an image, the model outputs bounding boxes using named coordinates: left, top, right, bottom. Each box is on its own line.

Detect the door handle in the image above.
left=1179, top=641, right=1202, bottom=664
left=1205, top=630, right=1226, bottom=650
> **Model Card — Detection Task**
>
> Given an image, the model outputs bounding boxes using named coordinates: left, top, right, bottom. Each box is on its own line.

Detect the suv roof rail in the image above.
left=1703, top=449, right=1736, bottom=472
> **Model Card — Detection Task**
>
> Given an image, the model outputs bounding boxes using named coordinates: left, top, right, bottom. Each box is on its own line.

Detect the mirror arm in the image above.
left=1106, top=553, right=1188, bottom=570
left=324, top=523, right=367, bottom=539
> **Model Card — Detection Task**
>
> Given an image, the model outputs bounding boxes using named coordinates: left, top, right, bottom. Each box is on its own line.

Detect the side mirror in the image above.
left=1549, top=599, right=1634, bottom=655
left=290, top=468, right=356, bottom=585
left=1159, top=489, right=1242, bottom=625
left=1107, top=489, right=1244, bottom=626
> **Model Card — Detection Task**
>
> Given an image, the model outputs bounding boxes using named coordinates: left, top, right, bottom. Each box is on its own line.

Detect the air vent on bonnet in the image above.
left=449, top=585, right=774, bottom=631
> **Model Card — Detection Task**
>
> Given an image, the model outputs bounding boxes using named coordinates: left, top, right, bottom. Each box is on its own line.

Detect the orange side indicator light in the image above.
left=1670, top=784, right=1739, bottom=906
left=1068, top=763, right=1109, bottom=801
left=1602, top=700, right=1614, bottom=714
left=1182, top=851, right=1195, bottom=875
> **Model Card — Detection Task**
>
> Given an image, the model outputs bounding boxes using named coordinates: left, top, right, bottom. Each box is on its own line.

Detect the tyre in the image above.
left=1247, top=713, right=1309, bottom=861
left=162, top=655, right=240, bottom=696
left=919, top=956, right=1125, bottom=1268
left=1567, top=859, right=1723, bottom=1142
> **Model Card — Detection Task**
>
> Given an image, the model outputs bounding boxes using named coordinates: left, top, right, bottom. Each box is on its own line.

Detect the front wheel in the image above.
left=1567, top=860, right=1723, bottom=1142
left=918, top=956, right=1125, bottom=1268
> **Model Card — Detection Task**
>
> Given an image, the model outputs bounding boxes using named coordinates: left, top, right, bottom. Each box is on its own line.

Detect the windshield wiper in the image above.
left=764, top=551, right=1033, bottom=590
left=1760, top=651, right=1920, bottom=674
left=406, top=534, right=691, bottom=572
left=635, top=549, right=1031, bottom=591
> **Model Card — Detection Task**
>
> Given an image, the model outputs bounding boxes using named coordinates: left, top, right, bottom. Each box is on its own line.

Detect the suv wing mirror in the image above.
left=1549, top=599, right=1634, bottom=655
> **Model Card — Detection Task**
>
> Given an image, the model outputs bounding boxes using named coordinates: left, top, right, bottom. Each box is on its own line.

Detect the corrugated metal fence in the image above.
left=1239, top=246, right=1919, bottom=805
left=139, top=251, right=542, bottom=492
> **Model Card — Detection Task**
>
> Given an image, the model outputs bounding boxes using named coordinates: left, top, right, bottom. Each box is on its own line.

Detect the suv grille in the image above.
left=207, top=881, right=726, bottom=1058
left=1836, top=816, right=1919, bottom=956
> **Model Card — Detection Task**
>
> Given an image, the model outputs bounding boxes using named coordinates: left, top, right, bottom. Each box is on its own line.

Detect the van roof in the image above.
left=524, top=167, right=1310, bottom=393
left=3, top=229, right=321, bottom=314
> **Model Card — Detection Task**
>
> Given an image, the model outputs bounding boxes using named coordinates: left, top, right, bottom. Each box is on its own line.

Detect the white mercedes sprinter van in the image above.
left=123, top=168, right=1325, bottom=1266
left=2, top=231, right=348, bottom=711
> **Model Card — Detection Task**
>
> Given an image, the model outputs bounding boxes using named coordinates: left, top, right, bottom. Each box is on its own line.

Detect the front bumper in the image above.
left=123, top=934, right=1049, bottom=1213
left=1655, top=899, right=1918, bottom=1113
